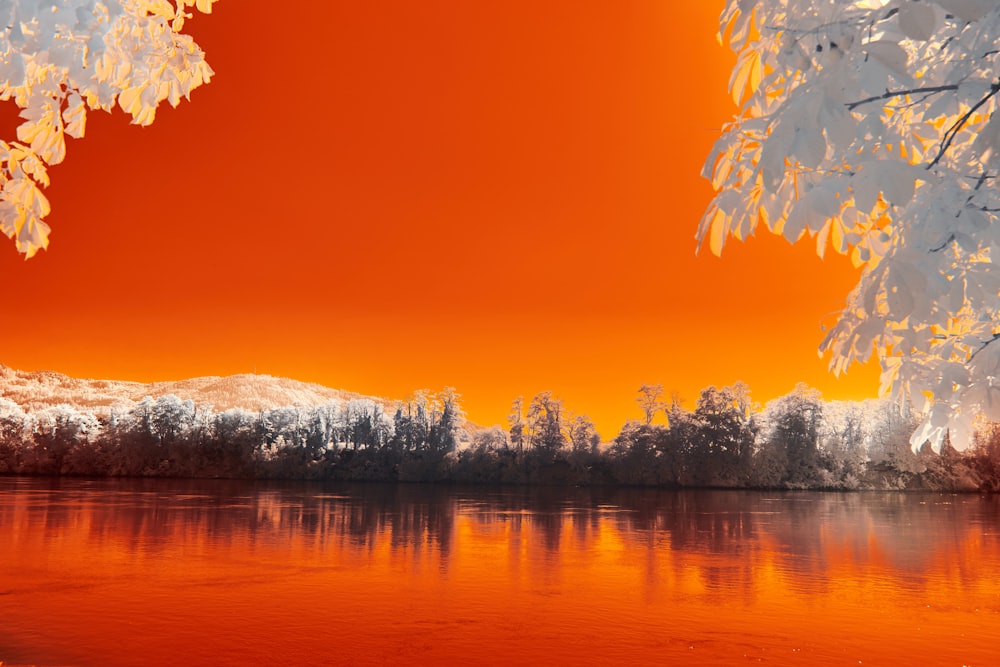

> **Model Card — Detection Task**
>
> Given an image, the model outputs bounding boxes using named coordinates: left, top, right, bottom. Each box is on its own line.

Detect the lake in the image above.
left=0, top=478, right=997, bottom=666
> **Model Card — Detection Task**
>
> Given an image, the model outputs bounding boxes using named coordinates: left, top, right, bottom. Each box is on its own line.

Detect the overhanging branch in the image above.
left=970, top=332, right=1000, bottom=361
left=846, top=84, right=958, bottom=111
left=927, top=80, right=1000, bottom=169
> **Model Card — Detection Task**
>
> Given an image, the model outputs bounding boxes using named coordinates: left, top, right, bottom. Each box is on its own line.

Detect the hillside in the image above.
left=0, top=364, right=387, bottom=415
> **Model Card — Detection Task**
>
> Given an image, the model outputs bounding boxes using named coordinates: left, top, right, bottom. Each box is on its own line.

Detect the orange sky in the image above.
left=0, top=0, right=880, bottom=436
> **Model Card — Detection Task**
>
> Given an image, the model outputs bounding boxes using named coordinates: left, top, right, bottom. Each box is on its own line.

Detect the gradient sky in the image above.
left=0, top=0, right=880, bottom=436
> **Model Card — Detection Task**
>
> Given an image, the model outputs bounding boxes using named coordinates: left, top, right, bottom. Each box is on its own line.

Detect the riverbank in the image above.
left=3, top=388, right=999, bottom=493
left=0, top=444, right=993, bottom=493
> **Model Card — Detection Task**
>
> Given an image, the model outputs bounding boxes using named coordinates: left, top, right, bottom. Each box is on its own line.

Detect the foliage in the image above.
left=690, top=384, right=757, bottom=486
left=0, top=0, right=217, bottom=256
left=608, top=421, right=667, bottom=486
left=764, top=384, right=825, bottom=487
left=0, top=382, right=993, bottom=491
left=567, top=413, right=600, bottom=455
left=525, top=391, right=566, bottom=459
left=971, top=422, right=1000, bottom=491
left=702, top=0, right=1000, bottom=452
left=636, top=384, right=666, bottom=425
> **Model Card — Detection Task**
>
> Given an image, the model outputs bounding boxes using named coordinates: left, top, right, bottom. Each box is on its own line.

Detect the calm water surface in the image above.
left=0, top=477, right=997, bottom=666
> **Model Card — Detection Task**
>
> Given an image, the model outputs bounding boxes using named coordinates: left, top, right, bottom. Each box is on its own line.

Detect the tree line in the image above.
left=1, top=383, right=999, bottom=491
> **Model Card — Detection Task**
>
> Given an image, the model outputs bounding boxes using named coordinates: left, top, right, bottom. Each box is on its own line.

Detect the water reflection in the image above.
left=3, top=480, right=998, bottom=588
left=1, top=478, right=998, bottom=666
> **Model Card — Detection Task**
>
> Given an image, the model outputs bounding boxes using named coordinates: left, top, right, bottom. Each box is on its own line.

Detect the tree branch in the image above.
left=970, top=332, right=1000, bottom=362
left=975, top=170, right=990, bottom=191
left=846, top=85, right=959, bottom=111
left=929, top=234, right=955, bottom=252
left=927, top=80, right=1000, bottom=169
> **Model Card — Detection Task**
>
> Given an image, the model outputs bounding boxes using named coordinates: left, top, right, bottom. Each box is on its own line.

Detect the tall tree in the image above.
left=526, top=391, right=566, bottom=456
left=702, top=0, right=1000, bottom=451
left=763, top=384, right=825, bottom=487
left=567, top=413, right=600, bottom=454
left=508, top=396, right=525, bottom=456
left=661, top=396, right=699, bottom=486
left=427, top=387, right=463, bottom=454
left=692, top=383, right=756, bottom=486
left=636, top=383, right=666, bottom=426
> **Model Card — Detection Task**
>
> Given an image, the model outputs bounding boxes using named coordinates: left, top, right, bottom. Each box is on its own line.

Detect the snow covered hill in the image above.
left=0, top=364, right=388, bottom=415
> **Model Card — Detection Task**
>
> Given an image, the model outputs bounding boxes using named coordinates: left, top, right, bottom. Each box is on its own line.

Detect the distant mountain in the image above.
left=0, top=364, right=390, bottom=415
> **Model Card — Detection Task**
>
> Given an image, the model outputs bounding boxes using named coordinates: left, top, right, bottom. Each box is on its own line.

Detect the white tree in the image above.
left=0, top=0, right=217, bottom=257
left=702, top=0, right=1000, bottom=452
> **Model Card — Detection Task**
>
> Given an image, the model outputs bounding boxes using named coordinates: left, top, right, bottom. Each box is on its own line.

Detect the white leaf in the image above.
left=62, top=94, right=87, bottom=139
left=698, top=205, right=729, bottom=257
left=819, top=100, right=857, bottom=150
left=808, top=183, right=842, bottom=221
left=783, top=192, right=832, bottom=241
left=851, top=165, right=881, bottom=211
left=924, top=92, right=956, bottom=120
left=879, top=161, right=924, bottom=206
left=910, top=405, right=949, bottom=452
left=865, top=40, right=909, bottom=78
left=760, top=127, right=792, bottom=188
left=730, top=48, right=762, bottom=104
left=899, top=1, right=938, bottom=41
left=882, top=167, right=917, bottom=206
left=792, top=126, right=826, bottom=168
left=934, top=0, right=993, bottom=22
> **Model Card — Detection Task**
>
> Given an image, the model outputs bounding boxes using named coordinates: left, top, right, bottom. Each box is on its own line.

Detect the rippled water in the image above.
left=1, top=477, right=998, bottom=666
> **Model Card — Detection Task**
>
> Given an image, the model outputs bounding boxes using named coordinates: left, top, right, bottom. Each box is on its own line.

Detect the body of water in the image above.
left=0, top=477, right=997, bottom=665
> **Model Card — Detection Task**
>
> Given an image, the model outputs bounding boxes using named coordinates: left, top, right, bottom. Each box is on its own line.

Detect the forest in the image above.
left=1, top=383, right=999, bottom=492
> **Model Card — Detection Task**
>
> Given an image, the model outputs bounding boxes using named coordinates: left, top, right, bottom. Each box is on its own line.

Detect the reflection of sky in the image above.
left=1, top=479, right=998, bottom=666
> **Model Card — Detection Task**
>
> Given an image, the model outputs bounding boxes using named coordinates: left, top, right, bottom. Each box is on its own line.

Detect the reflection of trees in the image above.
left=458, top=486, right=584, bottom=554
left=0, top=479, right=457, bottom=570
left=249, top=483, right=457, bottom=566
left=605, top=489, right=762, bottom=601
left=2, top=479, right=998, bottom=601
left=594, top=488, right=1000, bottom=601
